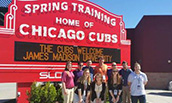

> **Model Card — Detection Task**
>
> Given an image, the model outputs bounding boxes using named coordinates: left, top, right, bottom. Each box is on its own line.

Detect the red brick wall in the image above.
left=146, top=72, right=172, bottom=89
left=127, top=16, right=172, bottom=73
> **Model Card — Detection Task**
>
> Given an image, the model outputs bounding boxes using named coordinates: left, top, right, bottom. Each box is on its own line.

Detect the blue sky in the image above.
left=88, top=0, right=172, bottom=28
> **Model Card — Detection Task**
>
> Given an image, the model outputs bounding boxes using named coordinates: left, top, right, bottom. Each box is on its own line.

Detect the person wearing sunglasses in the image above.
left=108, top=69, right=122, bottom=103
left=107, top=62, right=118, bottom=80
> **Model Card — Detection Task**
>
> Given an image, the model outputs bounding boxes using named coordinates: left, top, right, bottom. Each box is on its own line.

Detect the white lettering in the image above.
left=84, top=6, right=91, bottom=15
left=112, top=34, right=118, bottom=43
left=61, top=2, right=68, bottom=10
left=111, top=19, right=116, bottom=26
left=104, top=15, right=110, bottom=25
left=48, top=3, right=51, bottom=11
left=97, top=33, right=104, bottom=42
left=40, top=4, right=47, bottom=13
left=55, top=17, right=80, bottom=27
left=67, top=30, right=75, bottom=39
left=71, top=3, right=77, bottom=11
left=39, top=72, right=61, bottom=79
left=94, top=10, right=101, bottom=19
left=23, top=2, right=117, bottom=26
left=58, top=29, right=67, bottom=39
left=24, top=4, right=31, bottom=13
left=78, top=4, right=84, bottom=13
left=76, top=31, right=85, bottom=40
left=32, top=4, right=40, bottom=13
left=48, top=27, right=56, bottom=38
left=56, top=17, right=62, bottom=24
left=18, top=24, right=119, bottom=44
left=43, top=26, right=47, bottom=37
left=40, top=72, right=48, bottom=79
left=104, top=34, right=111, bottom=42
left=89, top=32, right=96, bottom=41
left=52, top=2, right=60, bottom=11
left=20, top=24, right=29, bottom=35
left=32, top=25, right=42, bottom=36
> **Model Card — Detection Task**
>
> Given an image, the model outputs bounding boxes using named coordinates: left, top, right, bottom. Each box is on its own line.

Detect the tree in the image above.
left=26, top=82, right=41, bottom=103
left=27, top=82, right=59, bottom=103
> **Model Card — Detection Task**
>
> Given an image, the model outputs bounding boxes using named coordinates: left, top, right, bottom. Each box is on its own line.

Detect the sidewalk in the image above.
left=146, top=89, right=172, bottom=103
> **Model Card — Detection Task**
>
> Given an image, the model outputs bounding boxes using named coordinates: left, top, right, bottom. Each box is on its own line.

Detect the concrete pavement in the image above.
left=0, top=84, right=172, bottom=103
left=146, top=89, right=172, bottom=103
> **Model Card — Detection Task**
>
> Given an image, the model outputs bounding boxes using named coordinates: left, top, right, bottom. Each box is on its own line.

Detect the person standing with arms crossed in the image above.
left=128, top=62, right=148, bottom=103
left=119, top=61, right=132, bottom=103
left=61, top=61, right=75, bottom=103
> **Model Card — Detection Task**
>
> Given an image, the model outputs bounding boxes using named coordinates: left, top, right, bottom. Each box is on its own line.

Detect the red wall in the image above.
left=127, top=16, right=172, bottom=72
left=17, top=83, right=32, bottom=103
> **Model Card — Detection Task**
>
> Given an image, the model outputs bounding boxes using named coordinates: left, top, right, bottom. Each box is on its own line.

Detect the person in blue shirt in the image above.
left=119, top=61, right=132, bottom=103
left=128, top=62, right=148, bottom=103
left=82, top=59, right=94, bottom=81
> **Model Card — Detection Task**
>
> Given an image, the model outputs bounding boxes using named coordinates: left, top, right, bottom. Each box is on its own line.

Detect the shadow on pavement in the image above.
left=148, top=92, right=172, bottom=97
left=0, top=99, right=16, bottom=103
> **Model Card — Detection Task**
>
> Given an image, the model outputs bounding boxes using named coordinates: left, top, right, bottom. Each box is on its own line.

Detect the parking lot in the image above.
left=146, top=89, right=172, bottom=103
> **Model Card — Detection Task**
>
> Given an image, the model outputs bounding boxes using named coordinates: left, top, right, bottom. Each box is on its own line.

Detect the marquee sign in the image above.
left=0, top=0, right=130, bottom=82
left=15, top=41, right=121, bottom=63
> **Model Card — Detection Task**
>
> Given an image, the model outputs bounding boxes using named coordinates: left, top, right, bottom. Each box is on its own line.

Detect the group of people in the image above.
left=61, top=57, right=148, bottom=103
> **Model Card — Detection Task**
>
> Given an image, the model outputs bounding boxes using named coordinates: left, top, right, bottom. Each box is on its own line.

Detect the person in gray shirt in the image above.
left=128, top=62, right=148, bottom=103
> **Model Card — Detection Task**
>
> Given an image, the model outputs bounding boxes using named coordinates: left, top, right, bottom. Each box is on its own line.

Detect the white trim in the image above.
left=0, top=0, right=17, bottom=35
left=0, top=64, right=64, bottom=67
left=0, top=64, right=78, bottom=67
left=0, top=67, right=64, bottom=70
left=0, top=29, right=14, bottom=32
left=78, top=0, right=121, bottom=18
left=0, top=27, right=15, bottom=34
left=0, top=31, right=14, bottom=33
left=0, top=28, right=14, bottom=31
left=121, top=40, right=131, bottom=45
left=18, top=0, right=37, bottom=1
left=0, top=30, right=14, bottom=33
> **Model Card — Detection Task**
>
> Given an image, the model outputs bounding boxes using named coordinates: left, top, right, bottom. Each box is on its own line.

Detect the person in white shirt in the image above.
left=128, top=62, right=148, bottom=103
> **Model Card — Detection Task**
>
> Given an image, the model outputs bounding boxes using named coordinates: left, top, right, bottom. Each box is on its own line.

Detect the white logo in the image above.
left=39, top=72, right=61, bottom=79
